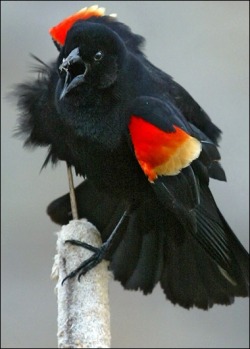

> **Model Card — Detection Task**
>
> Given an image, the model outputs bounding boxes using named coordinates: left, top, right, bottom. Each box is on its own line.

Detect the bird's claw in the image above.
left=61, top=239, right=108, bottom=285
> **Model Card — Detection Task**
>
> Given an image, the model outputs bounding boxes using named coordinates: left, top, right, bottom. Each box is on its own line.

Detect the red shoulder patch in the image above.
left=49, top=5, right=106, bottom=46
left=129, top=115, right=201, bottom=182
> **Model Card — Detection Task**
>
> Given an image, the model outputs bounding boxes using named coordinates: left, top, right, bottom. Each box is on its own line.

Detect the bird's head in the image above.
left=49, top=5, right=138, bottom=144
left=56, top=20, right=127, bottom=100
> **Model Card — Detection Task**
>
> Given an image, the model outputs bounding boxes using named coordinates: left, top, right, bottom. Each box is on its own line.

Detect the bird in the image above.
left=14, top=5, right=249, bottom=310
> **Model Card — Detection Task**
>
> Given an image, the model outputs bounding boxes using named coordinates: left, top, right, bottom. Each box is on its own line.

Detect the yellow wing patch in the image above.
left=129, top=115, right=202, bottom=182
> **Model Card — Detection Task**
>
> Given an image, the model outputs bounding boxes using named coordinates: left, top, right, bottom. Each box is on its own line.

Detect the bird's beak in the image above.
left=59, top=47, right=89, bottom=100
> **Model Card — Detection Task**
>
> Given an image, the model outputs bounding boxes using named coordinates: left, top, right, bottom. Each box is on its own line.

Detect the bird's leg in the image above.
left=62, top=208, right=130, bottom=284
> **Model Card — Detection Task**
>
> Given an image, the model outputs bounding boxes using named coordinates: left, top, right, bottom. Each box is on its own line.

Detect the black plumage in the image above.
left=14, top=12, right=249, bottom=309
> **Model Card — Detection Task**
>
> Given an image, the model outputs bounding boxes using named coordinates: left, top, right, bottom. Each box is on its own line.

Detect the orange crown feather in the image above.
left=49, top=5, right=116, bottom=46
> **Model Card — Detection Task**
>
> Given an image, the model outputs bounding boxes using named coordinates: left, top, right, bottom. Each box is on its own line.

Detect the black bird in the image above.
left=15, top=6, right=249, bottom=309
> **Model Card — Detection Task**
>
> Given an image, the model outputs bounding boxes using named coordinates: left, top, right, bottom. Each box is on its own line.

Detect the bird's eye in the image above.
left=94, top=51, right=104, bottom=62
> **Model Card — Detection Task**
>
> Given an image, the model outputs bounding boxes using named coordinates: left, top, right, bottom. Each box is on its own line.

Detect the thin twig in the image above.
left=66, top=163, right=78, bottom=220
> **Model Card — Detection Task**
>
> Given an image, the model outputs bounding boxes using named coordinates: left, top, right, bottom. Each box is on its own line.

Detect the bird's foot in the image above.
left=62, top=239, right=108, bottom=284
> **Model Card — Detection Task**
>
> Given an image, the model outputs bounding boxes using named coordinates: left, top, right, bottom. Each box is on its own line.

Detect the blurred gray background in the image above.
left=1, top=1, right=249, bottom=348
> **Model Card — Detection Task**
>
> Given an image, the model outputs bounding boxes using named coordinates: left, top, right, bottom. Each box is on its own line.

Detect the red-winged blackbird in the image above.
left=15, top=5, right=249, bottom=309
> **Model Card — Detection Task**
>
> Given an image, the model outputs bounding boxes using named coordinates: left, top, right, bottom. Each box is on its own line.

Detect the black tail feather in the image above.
left=111, top=201, right=165, bottom=294
left=47, top=178, right=249, bottom=309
